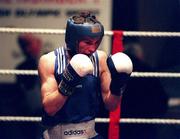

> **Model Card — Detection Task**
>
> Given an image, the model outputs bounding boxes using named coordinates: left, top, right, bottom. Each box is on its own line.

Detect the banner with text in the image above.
left=0, top=0, right=112, bottom=82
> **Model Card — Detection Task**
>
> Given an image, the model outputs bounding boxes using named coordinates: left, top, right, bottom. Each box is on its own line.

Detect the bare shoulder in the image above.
left=96, top=50, right=108, bottom=74
left=96, top=50, right=108, bottom=64
left=38, top=51, right=55, bottom=76
left=96, top=50, right=108, bottom=60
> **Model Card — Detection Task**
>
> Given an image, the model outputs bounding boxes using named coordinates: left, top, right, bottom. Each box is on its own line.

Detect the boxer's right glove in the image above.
left=58, top=54, right=93, bottom=96
left=107, top=52, right=133, bottom=96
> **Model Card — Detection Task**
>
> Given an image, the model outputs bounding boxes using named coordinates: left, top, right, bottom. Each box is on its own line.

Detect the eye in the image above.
left=84, top=41, right=92, bottom=45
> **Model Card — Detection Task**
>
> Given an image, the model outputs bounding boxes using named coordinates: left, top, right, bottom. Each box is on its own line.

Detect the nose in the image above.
left=88, top=45, right=97, bottom=53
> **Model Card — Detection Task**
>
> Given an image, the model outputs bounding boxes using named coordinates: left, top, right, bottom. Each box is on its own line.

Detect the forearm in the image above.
left=103, top=91, right=121, bottom=111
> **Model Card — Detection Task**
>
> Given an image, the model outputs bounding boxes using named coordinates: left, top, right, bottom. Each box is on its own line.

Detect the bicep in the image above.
left=98, top=51, right=111, bottom=101
left=38, top=53, right=68, bottom=115
left=38, top=54, right=58, bottom=99
left=100, top=66, right=122, bottom=111
left=100, top=68, right=111, bottom=101
left=98, top=51, right=121, bottom=110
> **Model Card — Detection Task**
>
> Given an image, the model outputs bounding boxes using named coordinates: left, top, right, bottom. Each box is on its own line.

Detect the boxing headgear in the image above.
left=65, top=12, right=104, bottom=56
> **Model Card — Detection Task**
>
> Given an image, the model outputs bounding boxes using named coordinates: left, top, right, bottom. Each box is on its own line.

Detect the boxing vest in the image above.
left=42, top=47, right=101, bottom=127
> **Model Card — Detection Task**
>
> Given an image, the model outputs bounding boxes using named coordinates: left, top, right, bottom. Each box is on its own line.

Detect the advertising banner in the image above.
left=0, top=0, right=112, bottom=82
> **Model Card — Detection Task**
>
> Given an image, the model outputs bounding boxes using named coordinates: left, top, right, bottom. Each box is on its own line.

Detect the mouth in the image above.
left=81, top=51, right=93, bottom=57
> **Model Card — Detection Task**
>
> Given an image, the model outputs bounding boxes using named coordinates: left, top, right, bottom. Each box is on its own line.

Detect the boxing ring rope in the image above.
left=1, top=27, right=180, bottom=37
left=1, top=27, right=180, bottom=137
left=0, top=116, right=180, bottom=125
left=1, top=69, right=180, bottom=78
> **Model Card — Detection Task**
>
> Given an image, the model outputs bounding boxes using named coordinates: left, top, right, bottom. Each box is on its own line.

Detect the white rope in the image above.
left=0, top=27, right=65, bottom=35
left=0, top=70, right=38, bottom=75
left=0, top=69, right=180, bottom=78
left=125, top=118, right=180, bottom=124
left=0, top=116, right=180, bottom=125
left=131, top=72, right=180, bottom=78
left=168, top=98, right=180, bottom=107
left=96, top=118, right=180, bottom=124
left=123, top=31, right=180, bottom=37
left=1, top=27, right=180, bottom=37
left=0, top=116, right=41, bottom=122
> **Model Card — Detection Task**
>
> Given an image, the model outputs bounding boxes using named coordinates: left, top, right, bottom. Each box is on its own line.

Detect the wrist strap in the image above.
left=58, top=64, right=82, bottom=96
left=58, top=80, right=74, bottom=96
left=110, top=83, right=126, bottom=96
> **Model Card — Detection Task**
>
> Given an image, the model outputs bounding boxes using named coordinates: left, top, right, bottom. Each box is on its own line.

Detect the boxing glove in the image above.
left=107, top=52, right=133, bottom=96
left=58, top=54, right=93, bottom=96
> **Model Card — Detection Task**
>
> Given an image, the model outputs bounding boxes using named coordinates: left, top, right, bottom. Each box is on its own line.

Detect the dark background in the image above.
left=112, top=0, right=180, bottom=139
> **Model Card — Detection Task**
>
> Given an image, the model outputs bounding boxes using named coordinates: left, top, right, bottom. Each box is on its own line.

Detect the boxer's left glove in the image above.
left=107, top=52, right=133, bottom=96
left=58, top=54, right=93, bottom=96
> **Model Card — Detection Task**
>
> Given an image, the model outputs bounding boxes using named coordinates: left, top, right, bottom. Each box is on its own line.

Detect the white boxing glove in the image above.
left=69, top=54, right=93, bottom=77
left=107, top=52, right=133, bottom=96
left=58, top=54, right=93, bottom=96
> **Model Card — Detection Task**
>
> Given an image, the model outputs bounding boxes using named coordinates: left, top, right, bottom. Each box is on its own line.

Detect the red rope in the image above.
left=112, top=31, right=124, bottom=53
left=108, top=30, right=124, bottom=139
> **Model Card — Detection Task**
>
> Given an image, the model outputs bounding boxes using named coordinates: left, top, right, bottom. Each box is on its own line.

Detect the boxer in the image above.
left=38, top=11, right=133, bottom=139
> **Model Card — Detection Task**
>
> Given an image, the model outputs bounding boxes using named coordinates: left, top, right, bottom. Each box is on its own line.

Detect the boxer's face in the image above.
left=78, top=37, right=101, bottom=55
